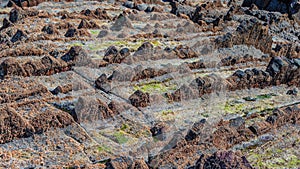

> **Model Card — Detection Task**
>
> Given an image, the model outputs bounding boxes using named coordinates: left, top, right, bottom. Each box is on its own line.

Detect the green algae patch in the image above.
left=69, top=42, right=84, bottom=47
left=201, top=112, right=210, bottom=118
left=120, top=122, right=151, bottom=138
left=85, top=39, right=164, bottom=51
left=89, top=29, right=101, bottom=36
left=120, top=123, right=130, bottom=131
left=256, top=93, right=277, bottom=100
left=196, top=73, right=210, bottom=78
left=247, top=150, right=300, bottom=169
left=87, top=40, right=144, bottom=51
left=151, top=40, right=161, bottom=47
left=134, top=81, right=177, bottom=94
left=221, top=94, right=278, bottom=115
left=113, top=131, right=129, bottom=144
left=155, top=109, right=178, bottom=121
left=162, top=110, right=175, bottom=116
left=88, top=43, right=101, bottom=51
left=224, top=101, right=245, bottom=114
left=97, top=145, right=112, bottom=153
left=268, top=155, right=300, bottom=168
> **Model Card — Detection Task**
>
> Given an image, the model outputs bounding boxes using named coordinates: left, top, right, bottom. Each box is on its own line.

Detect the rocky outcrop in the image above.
left=185, top=119, right=206, bottom=141
left=61, top=46, right=93, bottom=67
left=51, top=84, right=73, bottom=95
left=0, top=43, right=48, bottom=58
left=242, top=0, right=300, bottom=15
left=0, top=18, right=11, bottom=31
left=228, top=57, right=300, bottom=90
left=286, top=88, right=298, bottom=95
left=109, top=66, right=136, bottom=82
left=42, top=24, right=58, bottom=34
left=110, top=14, right=133, bottom=31
left=7, top=0, right=74, bottom=8
left=266, top=104, right=300, bottom=127
left=227, top=57, right=300, bottom=90
left=266, top=57, right=300, bottom=86
left=129, top=90, right=150, bottom=107
left=0, top=79, right=51, bottom=103
left=218, top=54, right=255, bottom=67
left=0, top=105, right=75, bottom=144
left=167, top=74, right=225, bottom=102
left=105, top=157, right=149, bottom=169
left=148, top=103, right=300, bottom=168
left=0, top=107, right=34, bottom=144
left=195, top=151, right=253, bottom=169
left=132, top=67, right=167, bottom=81
left=58, top=8, right=111, bottom=20
left=187, top=60, right=206, bottom=70
left=150, top=121, right=170, bottom=141
left=64, top=27, right=91, bottom=37
left=0, top=0, right=299, bottom=168
left=78, top=19, right=100, bottom=29
left=8, top=7, right=39, bottom=23
left=137, top=42, right=154, bottom=52
left=169, top=56, right=300, bottom=102
left=80, top=8, right=111, bottom=20
left=226, top=68, right=272, bottom=90
left=11, top=29, right=26, bottom=43
left=216, top=18, right=272, bottom=54
left=0, top=56, right=70, bottom=78
left=212, top=118, right=255, bottom=149
left=74, top=97, right=118, bottom=123
left=273, top=43, right=300, bottom=59
left=170, top=1, right=194, bottom=18
left=95, top=74, right=112, bottom=92
left=103, top=46, right=130, bottom=64
left=29, top=109, right=75, bottom=134
left=174, top=45, right=198, bottom=59
left=96, top=65, right=174, bottom=88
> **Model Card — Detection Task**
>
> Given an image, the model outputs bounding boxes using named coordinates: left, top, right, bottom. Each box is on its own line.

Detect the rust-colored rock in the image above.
left=64, top=27, right=91, bottom=37
left=185, top=119, right=206, bottom=141
left=103, top=46, right=129, bottom=64
left=30, top=109, right=75, bottom=134
left=0, top=107, right=34, bottom=144
left=174, top=45, right=198, bottom=59
left=8, top=7, right=39, bottom=23
left=51, top=84, right=73, bottom=95
left=129, top=90, right=150, bottom=107
left=216, top=18, right=272, bottom=54
left=78, top=19, right=100, bottom=29
left=150, top=121, right=170, bottom=141
left=61, top=46, right=92, bottom=66
left=132, top=67, right=167, bottom=81
left=195, top=151, right=253, bottom=169
left=95, top=74, right=112, bottom=92
left=266, top=104, right=300, bottom=127
left=0, top=79, right=51, bottom=104
left=42, top=24, right=58, bottom=34
left=0, top=55, right=69, bottom=78
left=75, top=97, right=118, bottom=123
left=80, top=8, right=111, bottom=20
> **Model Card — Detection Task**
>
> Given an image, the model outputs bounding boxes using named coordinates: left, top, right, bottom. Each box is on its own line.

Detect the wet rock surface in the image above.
left=0, top=0, right=299, bottom=168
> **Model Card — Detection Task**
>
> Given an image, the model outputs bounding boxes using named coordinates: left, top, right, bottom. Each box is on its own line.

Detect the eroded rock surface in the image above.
left=0, top=0, right=299, bottom=168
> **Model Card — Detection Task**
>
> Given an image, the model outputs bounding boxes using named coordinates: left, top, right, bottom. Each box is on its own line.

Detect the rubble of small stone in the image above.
left=0, top=0, right=299, bottom=168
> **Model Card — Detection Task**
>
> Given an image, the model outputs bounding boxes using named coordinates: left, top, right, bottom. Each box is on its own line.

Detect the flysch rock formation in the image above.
left=0, top=0, right=299, bottom=168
